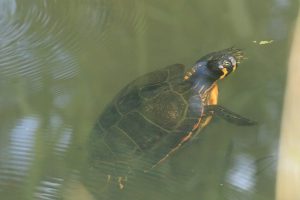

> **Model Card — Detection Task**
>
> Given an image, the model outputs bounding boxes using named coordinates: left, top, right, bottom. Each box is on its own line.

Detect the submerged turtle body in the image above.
left=88, top=48, right=255, bottom=173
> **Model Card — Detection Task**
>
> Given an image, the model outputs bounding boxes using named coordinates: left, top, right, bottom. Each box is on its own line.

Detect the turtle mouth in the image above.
left=218, top=66, right=229, bottom=79
left=217, top=55, right=238, bottom=79
left=222, top=48, right=245, bottom=73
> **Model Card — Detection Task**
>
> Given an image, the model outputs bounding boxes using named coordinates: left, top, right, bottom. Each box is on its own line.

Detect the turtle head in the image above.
left=185, top=48, right=245, bottom=81
left=207, top=54, right=237, bottom=79
left=205, top=47, right=244, bottom=80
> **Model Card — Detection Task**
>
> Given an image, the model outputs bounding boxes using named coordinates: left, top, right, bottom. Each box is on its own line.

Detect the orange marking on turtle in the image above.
left=151, top=116, right=204, bottom=169
left=200, top=84, right=219, bottom=128
left=208, top=84, right=218, bottom=105
left=150, top=131, right=194, bottom=169
left=183, top=66, right=197, bottom=80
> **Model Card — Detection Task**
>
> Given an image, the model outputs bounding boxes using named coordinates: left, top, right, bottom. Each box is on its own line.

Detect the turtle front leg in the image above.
left=204, top=105, right=257, bottom=126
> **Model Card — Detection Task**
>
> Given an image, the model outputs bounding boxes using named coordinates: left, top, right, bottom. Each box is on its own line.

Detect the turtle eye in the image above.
left=222, top=60, right=231, bottom=68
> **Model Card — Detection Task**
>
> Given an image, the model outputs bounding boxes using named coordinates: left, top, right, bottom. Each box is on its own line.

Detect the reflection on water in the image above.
left=227, top=154, right=256, bottom=192
left=0, top=116, right=37, bottom=182
left=0, top=0, right=298, bottom=199
left=34, top=177, right=64, bottom=200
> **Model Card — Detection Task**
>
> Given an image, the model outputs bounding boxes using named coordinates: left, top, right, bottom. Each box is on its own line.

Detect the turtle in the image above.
left=87, top=47, right=256, bottom=183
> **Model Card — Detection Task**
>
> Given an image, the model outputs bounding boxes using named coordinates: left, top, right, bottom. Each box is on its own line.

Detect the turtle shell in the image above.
left=88, top=63, right=218, bottom=172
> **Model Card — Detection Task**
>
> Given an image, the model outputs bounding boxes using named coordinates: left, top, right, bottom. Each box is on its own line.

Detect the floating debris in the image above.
left=253, top=40, right=274, bottom=45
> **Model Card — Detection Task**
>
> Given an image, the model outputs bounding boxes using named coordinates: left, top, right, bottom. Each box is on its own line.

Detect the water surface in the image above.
left=0, top=0, right=298, bottom=199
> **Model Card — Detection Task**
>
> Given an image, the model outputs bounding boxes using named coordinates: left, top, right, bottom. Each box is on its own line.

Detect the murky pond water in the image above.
left=0, top=0, right=299, bottom=200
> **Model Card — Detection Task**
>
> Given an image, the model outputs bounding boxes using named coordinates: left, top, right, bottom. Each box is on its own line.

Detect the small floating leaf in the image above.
left=252, top=40, right=274, bottom=45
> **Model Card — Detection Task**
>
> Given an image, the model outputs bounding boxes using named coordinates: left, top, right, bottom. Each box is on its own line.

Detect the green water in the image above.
left=0, top=0, right=298, bottom=199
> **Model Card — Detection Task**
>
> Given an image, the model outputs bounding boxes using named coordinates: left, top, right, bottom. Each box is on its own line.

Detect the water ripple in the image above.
left=0, top=0, right=155, bottom=199
left=0, top=116, right=39, bottom=185
left=0, top=0, right=113, bottom=84
left=113, top=0, right=147, bottom=34
left=34, top=177, right=64, bottom=200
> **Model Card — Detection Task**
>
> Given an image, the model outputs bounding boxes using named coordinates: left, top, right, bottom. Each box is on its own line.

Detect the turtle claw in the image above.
left=204, top=105, right=257, bottom=126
